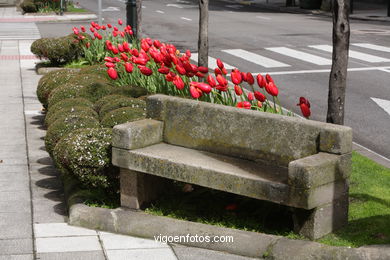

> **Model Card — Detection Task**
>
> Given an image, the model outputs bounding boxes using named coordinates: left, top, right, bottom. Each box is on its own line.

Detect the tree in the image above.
left=326, top=0, right=350, bottom=125
left=198, top=0, right=209, bottom=68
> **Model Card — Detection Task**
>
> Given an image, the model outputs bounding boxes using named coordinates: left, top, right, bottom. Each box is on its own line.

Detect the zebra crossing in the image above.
left=0, top=22, right=40, bottom=40
left=191, top=43, right=390, bottom=72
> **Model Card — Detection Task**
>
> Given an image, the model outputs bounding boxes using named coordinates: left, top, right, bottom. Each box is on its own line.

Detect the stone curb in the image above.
left=67, top=202, right=390, bottom=259
left=24, top=13, right=97, bottom=22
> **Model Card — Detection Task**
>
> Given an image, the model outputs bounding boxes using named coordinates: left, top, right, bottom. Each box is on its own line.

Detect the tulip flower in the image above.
left=198, top=66, right=208, bottom=74
left=86, top=42, right=90, bottom=48
left=231, top=69, right=242, bottom=85
left=194, top=82, right=212, bottom=93
left=107, top=67, right=118, bottom=80
left=265, top=74, right=274, bottom=84
left=221, top=67, right=228, bottom=75
left=216, top=58, right=224, bottom=69
left=101, top=25, right=106, bottom=30
left=89, top=27, right=95, bottom=33
left=297, top=97, right=311, bottom=118
left=124, top=62, right=133, bottom=73
left=254, top=91, right=266, bottom=102
left=176, top=65, right=186, bottom=75
left=138, top=66, right=153, bottom=76
left=118, top=44, right=124, bottom=53
left=236, top=101, right=251, bottom=109
left=246, top=72, right=254, bottom=85
left=105, top=62, right=115, bottom=68
left=104, top=57, right=114, bottom=62
left=123, top=42, right=130, bottom=52
left=153, top=40, right=162, bottom=48
left=257, top=74, right=266, bottom=88
left=120, top=53, right=129, bottom=62
left=190, top=85, right=202, bottom=99
left=207, top=75, right=216, bottom=88
left=216, top=74, right=228, bottom=86
left=214, top=68, right=222, bottom=75
left=72, top=27, right=79, bottom=35
left=131, top=49, right=139, bottom=57
left=265, top=82, right=279, bottom=96
left=241, top=72, right=247, bottom=82
left=107, top=23, right=112, bottom=28
left=80, top=26, right=86, bottom=32
left=173, top=76, right=185, bottom=90
left=158, top=66, right=170, bottom=74
left=234, top=85, right=243, bottom=96
left=118, top=19, right=123, bottom=25
left=111, top=46, right=119, bottom=54
left=185, top=50, right=191, bottom=58
left=248, top=92, right=254, bottom=101
left=216, top=84, right=228, bottom=92
left=165, top=72, right=176, bottom=82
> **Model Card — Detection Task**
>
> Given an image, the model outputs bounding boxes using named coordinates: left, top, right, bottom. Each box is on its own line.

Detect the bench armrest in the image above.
left=288, top=152, right=351, bottom=189
left=112, top=119, right=164, bottom=150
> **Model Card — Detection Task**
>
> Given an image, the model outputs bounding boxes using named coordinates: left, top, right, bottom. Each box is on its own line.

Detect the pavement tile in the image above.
left=0, top=200, right=31, bottom=213
left=99, top=232, right=169, bottom=250
left=36, top=251, right=106, bottom=260
left=35, top=236, right=101, bottom=253
left=171, top=245, right=259, bottom=260
left=0, top=179, right=29, bottom=191
left=0, top=190, right=30, bottom=202
left=35, top=223, right=97, bottom=238
left=0, top=213, right=32, bottom=239
left=0, top=254, right=33, bottom=260
left=0, top=238, right=33, bottom=255
left=106, top=248, right=177, bottom=260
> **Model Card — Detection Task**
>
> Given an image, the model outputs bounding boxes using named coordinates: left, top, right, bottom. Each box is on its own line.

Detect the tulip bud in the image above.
left=107, top=67, right=118, bottom=80
left=124, top=62, right=133, bottom=73
left=234, top=85, right=243, bottom=96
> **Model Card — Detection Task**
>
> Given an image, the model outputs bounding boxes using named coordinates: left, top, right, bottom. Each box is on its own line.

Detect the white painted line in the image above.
left=379, top=68, right=390, bottom=73
left=156, top=10, right=165, bottom=14
left=181, top=17, right=192, bottom=21
left=352, top=43, right=390, bottom=53
left=24, top=110, right=43, bottom=116
left=222, top=49, right=290, bottom=68
left=371, top=97, right=390, bottom=117
left=353, top=142, right=390, bottom=163
left=267, top=47, right=332, bottom=65
left=228, top=66, right=390, bottom=76
left=256, top=15, right=271, bottom=20
left=191, top=53, right=235, bottom=70
left=167, top=4, right=183, bottom=8
left=310, top=44, right=390, bottom=63
left=102, top=7, right=120, bottom=12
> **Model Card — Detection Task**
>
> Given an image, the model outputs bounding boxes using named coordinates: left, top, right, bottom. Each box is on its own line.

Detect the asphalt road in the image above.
left=37, top=0, right=390, bottom=160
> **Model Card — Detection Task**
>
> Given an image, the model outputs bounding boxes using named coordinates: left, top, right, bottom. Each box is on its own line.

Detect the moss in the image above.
left=100, top=107, right=146, bottom=128
left=48, top=97, right=94, bottom=112
left=53, top=128, right=118, bottom=191
left=111, top=85, right=149, bottom=98
left=45, top=115, right=100, bottom=155
left=45, top=105, right=98, bottom=127
left=99, top=97, right=146, bottom=119
left=47, top=80, right=114, bottom=108
left=94, top=94, right=127, bottom=113
left=36, top=68, right=80, bottom=108
left=78, top=64, right=108, bottom=78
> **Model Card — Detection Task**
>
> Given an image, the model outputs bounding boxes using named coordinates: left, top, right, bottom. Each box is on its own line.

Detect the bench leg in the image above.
left=292, top=193, right=349, bottom=240
left=120, top=168, right=166, bottom=209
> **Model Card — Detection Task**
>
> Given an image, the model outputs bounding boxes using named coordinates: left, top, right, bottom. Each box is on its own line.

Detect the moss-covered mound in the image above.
left=45, top=105, right=98, bottom=127
left=111, top=85, right=149, bottom=98
left=48, top=97, right=94, bottom=112
left=94, top=94, right=127, bottom=113
left=53, top=128, right=118, bottom=190
left=99, top=97, right=146, bottom=119
left=45, top=115, right=100, bottom=155
left=100, top=106, right=146, bottom=128
left=31, top=34, right=84, bottom=65
left=47, top=80, right=114, bottom=108
left=37, top=69, right=80, bottom=108
left=78, top=64, right=108, bottom=78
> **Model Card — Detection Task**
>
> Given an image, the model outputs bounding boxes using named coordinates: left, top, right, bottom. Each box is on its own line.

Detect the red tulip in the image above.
left=104, top=56, right=115, bottom=62
left=118, top=44, right=124, bottom=52
left=297, top=97, right=311, bottom=118
left=80, top=26, right=86, bottom=32
left=216, top=74, right=228, bottom=86
left=124, top=62, right=133, bottom=73
left=165, top=72, right=176, bottom=82
left=246, top=72, right=254, bottom=85
left=86, top=42, right=91, bottom=48
left=207, top=75, right=216, bottom=88
left=173, top=76, right=185, bottom=90
left=120, top=53, right=129, bottom=62
left=111, top=46, right=119, bottom=54
left=265, top=82, right=279, bottom=96
left=185, top=50, right=191, bottom=58
left=222, top=67, right=228, bottom=75
left=236, top=101, right=251, bottom=109
left=241, top=72, right=247, bottom=82
left=231, top=69, right=242, bottom=85
left=216, top=58, right=224, bottom=69
left=195, top=82, right=212, bottom=93
left=118, top=19, right=123, bottom=25
left=107, top=67, right=118, bottom=80
left=158, top=66, right=170, bottom=74
left=189, top=85, right=202, bottom=99
left=176, top=65, right=186, bottom=75
left=138, top=66, right=153, bottom=76
left=123, top=42, right=130, bottom=52
left=107, top=23, right=112, bottom=28
left=265, top=74, right=274, bottom=84
left=256, top=74, right=266, bottom=88
left=234, top=85, right=243, bottom=96
left=254, top=91, right=266, bottom=102
left=198, top=66, right=208, bottom=74
left=131, top=49, right=139, bottom=57
left=72, top=27, right=79, bottom=35
left=89, top=27, right=95, bottom=33
left=113, top=26, right=118, bottom=31
left=153, top=40, right=161, bottom=48
left=248, top=92, right=254, bottom=101
left=195, top=72, right=205, bottom=78
left=101, top=25, right=106, bottom=30
left=112, top=31, right=118, bottom=37
left=105, top=62, right=115, bottom=68
left=216, top=84, right=228, bottom=92
left=214, top=68, right=222, bottom=76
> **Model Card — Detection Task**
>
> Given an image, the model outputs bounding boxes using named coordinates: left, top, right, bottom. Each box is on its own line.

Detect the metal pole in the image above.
left=98, top=0, right=102, bottom=25
left=60, top=0, right=63, bottom=15
left=126, top=0, right=138, bottom=37
left=350, top=0, right=353, bottom=14
left=388, top=0, right=390, bottom=17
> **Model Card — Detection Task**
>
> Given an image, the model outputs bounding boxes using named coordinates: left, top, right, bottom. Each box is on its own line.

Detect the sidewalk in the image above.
left=226, top=0, right=390, bottom=22
left=0, top=7, right=257, bottom=260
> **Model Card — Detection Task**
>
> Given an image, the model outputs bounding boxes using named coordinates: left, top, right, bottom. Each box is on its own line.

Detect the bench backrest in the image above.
left=146, top=95, right=352, bottom=166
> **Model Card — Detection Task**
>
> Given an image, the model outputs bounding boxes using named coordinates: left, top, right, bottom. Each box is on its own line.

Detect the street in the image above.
left=37, top=0, right=390, bottom=160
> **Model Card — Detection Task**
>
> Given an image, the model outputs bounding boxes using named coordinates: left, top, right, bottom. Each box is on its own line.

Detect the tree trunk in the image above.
left=136, top=0, right=142, bottom=38
left=326, top=0, right=350, bottom=125
left=198, top=0, right=209, bottom=68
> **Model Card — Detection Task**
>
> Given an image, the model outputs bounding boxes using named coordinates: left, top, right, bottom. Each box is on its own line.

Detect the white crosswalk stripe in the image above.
left=0, top=23, right=40, bottom=40
left=266, top=47, right=332, bottom=65
left=222, top=49, right=290, bottom=68
left=309, top=44, right=390, bottom=63
left=190, top=53, right=235, bottom=69
left=352, top=43, right=390, bottom=53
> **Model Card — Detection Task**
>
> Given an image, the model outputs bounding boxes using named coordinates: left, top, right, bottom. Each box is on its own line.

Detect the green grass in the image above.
left=318, top=151, right=390, bottom=247
left=66, top=4, right=88, bottom=13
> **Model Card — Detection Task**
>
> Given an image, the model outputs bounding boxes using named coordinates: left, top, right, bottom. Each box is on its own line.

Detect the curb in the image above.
left=68, top=203, right=390, bottom=259
left=24, top=13, right=97, bottom=22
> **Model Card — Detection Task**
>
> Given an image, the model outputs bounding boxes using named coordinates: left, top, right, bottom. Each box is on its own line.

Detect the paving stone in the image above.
left=0, top=200, right=31, bottom=213
left=0, top=179, right=29, bottom=191
left=35, top=236, right=101, bottom=253
left=172, top=245, right=259, bottom=260
left=0, top=238, right=33, bottom=255
left=106, top=248, right=177, bottom=260
left=0, top=254, right=33, bottom=260
left=36, top=251, right=105, bottom=260
left=0, top=213, right=32, bottom=239
left=99, top=232, right=168, bottom=250
left=0, top=190, right=30, bottom=202
left=35, top=223, right=97, bottom=238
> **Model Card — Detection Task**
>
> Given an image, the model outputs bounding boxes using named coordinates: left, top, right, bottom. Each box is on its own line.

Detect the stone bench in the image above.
left=112, top=94, right=352, bottom=239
